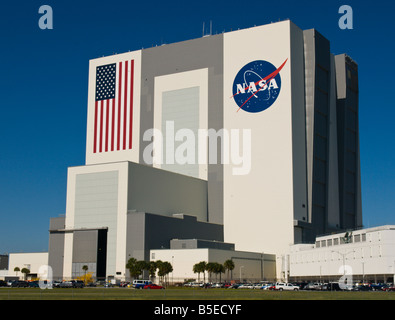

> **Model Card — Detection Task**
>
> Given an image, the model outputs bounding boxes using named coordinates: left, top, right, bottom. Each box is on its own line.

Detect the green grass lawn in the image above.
left=1, top=287, right=395, bottom=300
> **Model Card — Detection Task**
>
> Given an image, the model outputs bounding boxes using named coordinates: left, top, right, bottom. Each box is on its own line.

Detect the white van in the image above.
left=132, top=279, right=152, bottom=289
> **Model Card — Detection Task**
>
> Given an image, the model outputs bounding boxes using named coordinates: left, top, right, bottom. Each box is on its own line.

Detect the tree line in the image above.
left=193, top=260, right=235, bottom=283
left=126, top=258, right=173, bottom=285
left=126, top=258, right=236, bottom=284
left=13, top=267, right=30, bottom=280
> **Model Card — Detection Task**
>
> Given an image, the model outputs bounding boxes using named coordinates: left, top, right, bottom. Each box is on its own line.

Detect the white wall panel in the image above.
left=223, top=21, right=297, bottom=257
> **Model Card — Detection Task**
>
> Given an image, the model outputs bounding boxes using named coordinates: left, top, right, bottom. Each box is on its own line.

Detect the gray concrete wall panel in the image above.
left=139, top=35, right=224, bottom=225
left=127, top=162, right=208, bottom=222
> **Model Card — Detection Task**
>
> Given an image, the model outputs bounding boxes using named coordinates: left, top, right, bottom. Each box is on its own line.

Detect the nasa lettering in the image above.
left=232, top=59, right=287, bottom=113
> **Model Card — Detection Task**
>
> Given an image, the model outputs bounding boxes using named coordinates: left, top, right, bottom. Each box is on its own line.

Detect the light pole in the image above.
left=332, top=250, right=355, bottom=285
left=171, top=256, right=174, bottom=285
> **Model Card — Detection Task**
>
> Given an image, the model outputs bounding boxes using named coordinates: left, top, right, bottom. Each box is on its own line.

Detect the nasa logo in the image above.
left=232, top=59, right=288, bottom=113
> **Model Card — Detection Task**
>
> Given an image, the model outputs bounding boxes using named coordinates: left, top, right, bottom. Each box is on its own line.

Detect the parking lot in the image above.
left=181, top=281, right=395, bottom=292
left=1, top=281, right=395, bottom=300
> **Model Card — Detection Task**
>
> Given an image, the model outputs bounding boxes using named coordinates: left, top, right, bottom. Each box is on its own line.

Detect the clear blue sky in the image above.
left=0, top=0, right=394, bottom=254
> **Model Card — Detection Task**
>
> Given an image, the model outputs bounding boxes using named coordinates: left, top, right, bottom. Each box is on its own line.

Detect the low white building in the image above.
left=288, top=226, right=395, bottom=283
left=150, top=239, right=276, bottom=283
left=7, top=252, right=48, bottom=280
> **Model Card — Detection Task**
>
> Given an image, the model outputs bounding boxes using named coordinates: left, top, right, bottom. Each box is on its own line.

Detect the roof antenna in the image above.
left=203, top=21, right=212, bottom=37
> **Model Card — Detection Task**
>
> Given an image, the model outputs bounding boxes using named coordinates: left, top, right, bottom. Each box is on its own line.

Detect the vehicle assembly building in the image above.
left=22, top=19, right=364, bottom=282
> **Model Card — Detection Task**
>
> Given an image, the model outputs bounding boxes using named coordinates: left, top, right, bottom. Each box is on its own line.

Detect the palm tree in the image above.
left=192, top=262, right=205, bottom=283
left=82, top=265, right=88, bottom=284
left=162, top=261, right=173, bottom=286
left=149, top=261, right=157, bottom=281
left=14, top=267, right=20, bottom=278
left=126, top=258, right=141, bottom=280
left=157, top=261, right=173, bottom=286
left=21, top=268, right=30, bottom=281
left=210, top=263, right=224, bottom=282
left=155, top=260, right=164, bottom=284
left=206, top=263, right=216, bottom=282
left=136, top=260, right=150, bottom=279
left=197, top=261, right=207, bottom=283
left=193, top=263, right=201, bottom=282
left=224, top=260, right=235, bottom=282
left=217, top=263, right=225, bottom=283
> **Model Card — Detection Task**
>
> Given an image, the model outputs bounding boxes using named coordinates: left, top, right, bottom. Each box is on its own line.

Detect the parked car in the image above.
left=28, top=281, right=39, bottom=288
left=11, top=281, right=29, bottom=288
left=143, top=283, right=164, bottom=289
left=73, top=280, right=85, bottom=288
left=0, top=280, right=7, bottom=287
left=324, top=282, right=342, bottom=291
left=191, top=282, right=205, bottom=287
left=7, top=280, right=16, bottom=287
left=59, top=281, right=73, bottom=288
left=238, top=283, right=254, bottom=289
left=274, top=283, right=299, bottom=291
left=370, top=283, right=387, bottom=291
left=260, top=283, right=275, bottom=290
left=354, top=285, right=372, bottom=291
left=384, top=285, right=395, bottom=292
left=184, top=282, right=204, bottom=287
left=59, top=280, right=84, bottom=288
left=86, top=282, right=97, bottom=287
left=304, top=282, right=324, bottom=290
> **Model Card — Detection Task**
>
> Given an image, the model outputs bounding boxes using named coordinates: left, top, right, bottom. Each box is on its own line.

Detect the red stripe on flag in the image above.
left=111, top=98, right=115, bottom=151
left=129, top=60, right=134, bottom=150
left=123, top=61, right=128, bottom=150
left=117, top=62, right=122, bottom=151
left=94, top=101, right=98, bottom=153
left=105, top=99, right=109, bottom=152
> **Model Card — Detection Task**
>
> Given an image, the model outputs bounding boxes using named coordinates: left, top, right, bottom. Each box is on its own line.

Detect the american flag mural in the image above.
left=93, top=60, right=134, bottom=153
